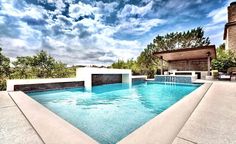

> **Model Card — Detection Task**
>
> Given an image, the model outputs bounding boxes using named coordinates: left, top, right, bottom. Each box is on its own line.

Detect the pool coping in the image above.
left=118, top=82, right=212, bottom=144
left=9, top=91, right=98, bottom=144
left=8, top=82, right=211, bottom=144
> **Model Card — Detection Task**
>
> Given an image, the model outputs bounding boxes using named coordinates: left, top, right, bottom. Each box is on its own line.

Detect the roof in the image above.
left=153, top=45, right=216, bottom=61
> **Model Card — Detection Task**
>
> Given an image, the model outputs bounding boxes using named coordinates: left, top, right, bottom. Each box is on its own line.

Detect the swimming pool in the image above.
left=28, top=82, right=200, bottom=144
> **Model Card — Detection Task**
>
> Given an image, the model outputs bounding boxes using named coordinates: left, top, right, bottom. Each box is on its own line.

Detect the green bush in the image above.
left=0, top=78, right=7, bottom=91
left=0, top=50, right=76, bottom=90
left=211, top=44, right=236, bottom=72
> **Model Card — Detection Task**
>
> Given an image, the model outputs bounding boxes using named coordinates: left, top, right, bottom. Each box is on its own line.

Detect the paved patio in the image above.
left=0, top=91, right=43, bottom=144
left=0, top=81, right=236, bottom=144
left=172, top=81, right=236, bottom=144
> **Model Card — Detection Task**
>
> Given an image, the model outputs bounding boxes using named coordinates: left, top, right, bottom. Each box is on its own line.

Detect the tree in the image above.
left=111, top=59, right=141, bottom=75
left=137, top=27, right=210, bottom=77
left=0, top=49, right=75, bottom=90
left=12, top=56, right=34, bottom=79
left=111, top=27, right=211, bottom=78
left=136, top=49, right=159, bottom=77
left=31, top=50, right=56, bottom=78
left=52, top=62, right=72, bottom=78
left=211, top=44, right=236, bottom=72
left=111, top=59, right=128, bottom=69
left=12, top=50, right=74, bottom=79
left=0, top=48, right=10, bottom=90
left=149, top=27, right=210, bottom=53
left=0, top=48, right=10, bottom=77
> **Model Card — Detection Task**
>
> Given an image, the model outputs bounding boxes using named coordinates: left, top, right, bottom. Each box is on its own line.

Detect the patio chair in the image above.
left=218, top=67, right=236, bottom=81
left=218, top=72, right=231, bottom=81
left=228, top=67, right=236, bottom=80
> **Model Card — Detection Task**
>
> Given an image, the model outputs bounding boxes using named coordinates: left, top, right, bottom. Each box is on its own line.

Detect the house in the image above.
left=154, top=45, right=216, bottom=79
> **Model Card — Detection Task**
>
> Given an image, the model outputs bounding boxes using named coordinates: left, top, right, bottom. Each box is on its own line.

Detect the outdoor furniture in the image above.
left=218, top=72, right=231, bottom=81
left=154, top=45, right=216, bottom=78
left=211, top=70, right=219, bottom=79
left=228, top=67, right=236, bottom=80
left=218, top=67, right=236, bottom=81
left=228, top=67, right=236, bottom=76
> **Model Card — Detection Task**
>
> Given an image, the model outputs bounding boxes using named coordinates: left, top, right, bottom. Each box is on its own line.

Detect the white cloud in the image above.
left=3, top=0, right=214, bottom=65
left=118, top=1, right=153, bottom=18
left=165, top=0, right=191, bottom=11
left=41, top=1, right=146, bottom=64
left=0, top=16, right=5, bottom=24
left=207, top=0, right=235, bottom=25
left=117, top=1, right=166, bottom=35
left=95, top=1, right=118, bottom=14
left=69, top=2, right=96, bottom=19
left=208, top=6, right=227, bottom=24
left=44, top=36, right=66, bottom=48
left=118, top=18, right=166, bottom=35
left=0, top=0, right=45, bottom=20
left=204, top=0, right=232, bottom=46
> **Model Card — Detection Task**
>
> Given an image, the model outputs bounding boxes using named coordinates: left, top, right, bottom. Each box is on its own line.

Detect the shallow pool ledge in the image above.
left=9, top=91, right=98, bottom=144
left=118, top=82, right=212, bottom=144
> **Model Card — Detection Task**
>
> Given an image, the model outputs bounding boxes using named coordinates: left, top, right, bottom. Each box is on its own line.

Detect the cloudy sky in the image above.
left=0, top=0, right=233, bottom=65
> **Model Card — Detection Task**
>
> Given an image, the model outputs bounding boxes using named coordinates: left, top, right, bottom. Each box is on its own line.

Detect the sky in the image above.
left=0, top=0, right=234, bottom=66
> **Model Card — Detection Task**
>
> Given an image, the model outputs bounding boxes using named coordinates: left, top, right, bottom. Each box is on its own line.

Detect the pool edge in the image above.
left=8, top=82, right=211, bottom=144
left=118, top=82, right=212, bottom=144
left=8, top=91, right=98, bottom=144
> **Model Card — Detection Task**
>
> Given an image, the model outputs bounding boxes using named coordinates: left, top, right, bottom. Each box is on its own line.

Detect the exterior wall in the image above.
left=228, top=2, right=236, bottom=22
left=226, top=2, right=236, bottom=51
left=132, top=78, right=146, bottom=83
left=76, top=68, right=132, bottom=89
left=226, top=25, right=236, bottom=51
left=168, top=59, right=208, bottom=71
left=132, top=75, right=147, bottom=83
left=14, top=81, right=84, bottom=92
left=92, top=74, right=122, bottom=86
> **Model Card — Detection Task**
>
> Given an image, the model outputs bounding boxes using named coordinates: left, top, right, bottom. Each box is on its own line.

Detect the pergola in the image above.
left=153, top=45, right=216, bottom=76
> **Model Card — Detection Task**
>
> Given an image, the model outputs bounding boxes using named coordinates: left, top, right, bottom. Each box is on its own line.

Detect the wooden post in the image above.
left=207, top=52, right=211, bottom=76
left=160, top=56, right=163, bottom=75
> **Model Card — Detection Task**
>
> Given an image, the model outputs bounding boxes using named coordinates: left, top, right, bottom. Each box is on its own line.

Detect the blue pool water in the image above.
left=28, top=82, right=200, bottom=144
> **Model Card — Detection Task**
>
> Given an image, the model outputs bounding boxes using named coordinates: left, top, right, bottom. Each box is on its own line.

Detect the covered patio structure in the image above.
left=154, top=45, right=216, bottom=79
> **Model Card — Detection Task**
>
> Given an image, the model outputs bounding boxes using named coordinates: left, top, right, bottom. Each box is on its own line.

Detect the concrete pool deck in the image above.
left=172, top=81, right=236, bottom=144
left=0, top=81, right=236, bottom=144
left=0, top=91, right=43, bottom=144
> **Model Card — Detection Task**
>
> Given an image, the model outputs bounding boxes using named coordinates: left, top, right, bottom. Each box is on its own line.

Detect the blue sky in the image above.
left=0, top=0, right=234, bottom=65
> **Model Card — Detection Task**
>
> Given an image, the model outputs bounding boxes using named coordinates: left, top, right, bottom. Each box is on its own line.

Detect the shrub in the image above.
left=211, top=45, right=236, bottom=72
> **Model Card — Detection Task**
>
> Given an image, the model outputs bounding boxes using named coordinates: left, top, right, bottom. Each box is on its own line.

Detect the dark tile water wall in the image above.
left=132, top=78, right=146, bottom=84
left=14, top=81, right=84, bottom=92
left=132, top=78, right=146, bottom=82
left=155, top=76, right=192, bottom=83
left=92, top=74, right=122, bottom=86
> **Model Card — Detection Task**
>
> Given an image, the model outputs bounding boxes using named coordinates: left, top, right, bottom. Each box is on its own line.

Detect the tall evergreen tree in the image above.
left=151, top=27, right=210, bottom=53
left=137, top=27, right=210, bottom=76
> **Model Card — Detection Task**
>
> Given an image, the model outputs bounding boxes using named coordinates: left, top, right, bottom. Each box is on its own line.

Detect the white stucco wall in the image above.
left=76, top=68, right=132, bottom=90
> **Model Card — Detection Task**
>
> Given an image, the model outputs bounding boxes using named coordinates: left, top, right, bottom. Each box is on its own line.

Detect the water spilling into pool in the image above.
left=28, top=81, right=200, bottom=144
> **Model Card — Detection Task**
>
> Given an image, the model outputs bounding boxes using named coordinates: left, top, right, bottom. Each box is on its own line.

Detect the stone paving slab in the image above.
left=172, top=82, right=236, bottom=144
left=9, top=91, right=98, bottom=144
left=0, top=91, right=15, bottom=108
left=0, top=91, right=43, bottom=144
left=172, top=137, right=196, bottom=144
